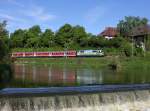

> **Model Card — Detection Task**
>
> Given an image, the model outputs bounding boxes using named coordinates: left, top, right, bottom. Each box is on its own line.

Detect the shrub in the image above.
left=121, top=42, right=132, bottom=57
left=134, top=47, right=144, bottom=56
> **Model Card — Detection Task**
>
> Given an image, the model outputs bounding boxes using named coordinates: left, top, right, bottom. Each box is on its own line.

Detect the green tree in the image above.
left=117, top=16, right=148, bottom=37
left=88, top=36, right=104, bottom=48
left=0, top=21, right=9, bottom=62
left=110, top=37, right=125, bottom=48
left=55, top=24, right=73, bottom=47
left=41, top=29, right=55, bottom=47
left=10, top=29, right=26, bottom=48
left=72, top=25, right=88, bottom=47
left=25, top=25, right=42, bottom=48
left=121, top=41, right=132, bottom=57
left=0, top=21, right=9, bottom=46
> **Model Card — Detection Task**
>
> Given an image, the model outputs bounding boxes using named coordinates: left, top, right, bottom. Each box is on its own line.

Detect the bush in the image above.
left=121, top=42, right=132, bottom=57
left=134, top=47, right=144, bottom=56
left=104, top=48, right=120, bottom=56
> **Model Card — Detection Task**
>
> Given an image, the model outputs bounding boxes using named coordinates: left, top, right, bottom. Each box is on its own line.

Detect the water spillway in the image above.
left=0, top=90, right=150, bottom=111
left=0, top=84, right=150, bottom=111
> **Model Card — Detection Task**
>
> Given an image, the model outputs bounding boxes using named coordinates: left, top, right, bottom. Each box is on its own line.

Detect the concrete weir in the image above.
left=0, top=84, right=150, bottom=111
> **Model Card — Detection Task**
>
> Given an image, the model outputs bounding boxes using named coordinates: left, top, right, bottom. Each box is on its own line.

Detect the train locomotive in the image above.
left=11, top=50, right=104, bottom=58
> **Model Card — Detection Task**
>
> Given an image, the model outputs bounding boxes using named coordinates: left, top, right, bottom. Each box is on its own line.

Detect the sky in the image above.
left=0, top=0, right=150, bottom=35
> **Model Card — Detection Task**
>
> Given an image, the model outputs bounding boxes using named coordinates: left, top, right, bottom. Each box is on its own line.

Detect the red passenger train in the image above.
left=12, top=51, right=76, bottom=58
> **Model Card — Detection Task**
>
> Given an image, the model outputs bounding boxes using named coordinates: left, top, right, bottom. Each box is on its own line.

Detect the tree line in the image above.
left=0, top=16, right=149, bottom=60
left=10, top=24, right=128, bottom=49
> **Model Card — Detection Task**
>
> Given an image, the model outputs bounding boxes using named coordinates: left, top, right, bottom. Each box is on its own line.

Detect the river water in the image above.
left=8, top=63, right=150, bottom=88
left=0, top=63, right=150, bottom=111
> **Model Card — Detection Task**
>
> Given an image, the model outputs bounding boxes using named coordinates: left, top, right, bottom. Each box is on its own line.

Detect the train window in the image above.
left=92, top=50, right=97, bottom=53
left=80, top=50, right=84, bottom=53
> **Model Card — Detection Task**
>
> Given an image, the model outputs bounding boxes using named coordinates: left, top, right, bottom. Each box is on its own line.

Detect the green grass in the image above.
left=14, top=51, right=150, bottom=70
left=15, top=57, right=110, bottom=69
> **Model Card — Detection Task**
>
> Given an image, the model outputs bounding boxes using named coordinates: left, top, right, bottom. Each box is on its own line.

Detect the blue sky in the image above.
left=0, top=0, right=150, bottom=34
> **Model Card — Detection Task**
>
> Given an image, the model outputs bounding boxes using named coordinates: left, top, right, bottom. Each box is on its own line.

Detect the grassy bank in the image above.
left=14, top=57, right=111, bottom=69
left=14, top=53, right=150, bottom=70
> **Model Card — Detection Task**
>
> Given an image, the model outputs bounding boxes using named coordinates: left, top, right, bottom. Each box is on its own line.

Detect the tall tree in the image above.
left=0, top=21, right=9, bottom=62
left=10, top=29, right=26, bottom=48
left=26, top=25, right=42, bottom=48
left=55, top=24, right=73, bottom=47
left=117, top=16, right=148, bottom=37
left=72, top=25, right=88, bottom=46
left=0, top=20, right=9, bottom=44
left=41, top=29, right=55, bottom=47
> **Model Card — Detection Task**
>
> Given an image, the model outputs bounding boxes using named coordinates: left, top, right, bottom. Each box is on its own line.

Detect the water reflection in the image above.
left=14, top=64, right=105, bottom=86
left=12, top=63, right=150, bottom=87
left=77, top=68, right=103, bottom=84
left=0, top=64, right=13, bottom=88
left=14, top=64, right=77, bottom=85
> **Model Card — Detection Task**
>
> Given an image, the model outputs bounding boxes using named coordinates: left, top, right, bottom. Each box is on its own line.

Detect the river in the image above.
left=8, top=63, right=150, bottom=88
left=0, top=63, right=150, bottom=111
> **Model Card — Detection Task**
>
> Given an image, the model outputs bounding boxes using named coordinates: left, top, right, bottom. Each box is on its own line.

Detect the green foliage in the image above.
left=72, top=25, right=88, bottom=46
left=0, top=21, right=9, bottom=62
left=55, top=24, right=88, bottom=48
left=26, top=25, right=42, bottom=48
left=109, top=37, right=125, bottom=48
left=88, top=35, right=106, bottom=48
left=117, top=16, right=148, bottom=37
left=41, top=29, right=55, bottom=47
left=104, top=48, right=121, bottom=56
left=55, top=24, right=73, bottom=46
left=10, top=29, right=25, bottom=48
left=121, top=42, right=132, bottom=57
left=134, top=47, right=144, bottom=57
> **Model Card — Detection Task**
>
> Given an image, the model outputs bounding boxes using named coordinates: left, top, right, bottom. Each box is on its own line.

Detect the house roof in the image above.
left=99, top=27, right=118, bottom=37
left=130, top=25, right=150, bottom=37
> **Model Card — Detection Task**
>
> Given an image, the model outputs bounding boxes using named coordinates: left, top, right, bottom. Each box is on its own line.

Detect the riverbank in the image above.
left=14, top=55, right=150, bottom=69
left=14, top=57, right=110, bottom=69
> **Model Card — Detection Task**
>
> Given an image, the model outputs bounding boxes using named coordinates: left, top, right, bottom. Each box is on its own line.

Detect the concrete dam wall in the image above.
left=0, top=90, right=150, bottom=111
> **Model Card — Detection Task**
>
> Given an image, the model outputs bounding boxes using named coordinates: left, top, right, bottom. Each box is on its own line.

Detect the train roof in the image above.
left=79, top=49, right=102, bottom=51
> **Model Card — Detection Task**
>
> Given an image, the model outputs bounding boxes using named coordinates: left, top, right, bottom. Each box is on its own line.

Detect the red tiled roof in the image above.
left=100, top=27, right=118, bottom=37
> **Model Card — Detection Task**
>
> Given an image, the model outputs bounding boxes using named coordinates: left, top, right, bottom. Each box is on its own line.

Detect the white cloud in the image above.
left=85, top=6, right=107, bottom=24
left=0, top=13, right=26, bottom=23
left=0, top=1, right=57, bottom=32
left=3, top=0, right=56, bottom=22
left=0, top=13, right=14, bottom=21
left=21, top=5, right=56, bottom=22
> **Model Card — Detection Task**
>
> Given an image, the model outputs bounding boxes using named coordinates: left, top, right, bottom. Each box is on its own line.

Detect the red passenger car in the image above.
left=24, top=52, right=34, bottom=57
left=66, top=51, right=76, bottom=57
left=35, top=52, right=50, bottom=57
left=12, top=52, right=24, bottom=57
left=12, top=51, right=77, bottom=58
left=51, top=51, right=65, bottom=57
